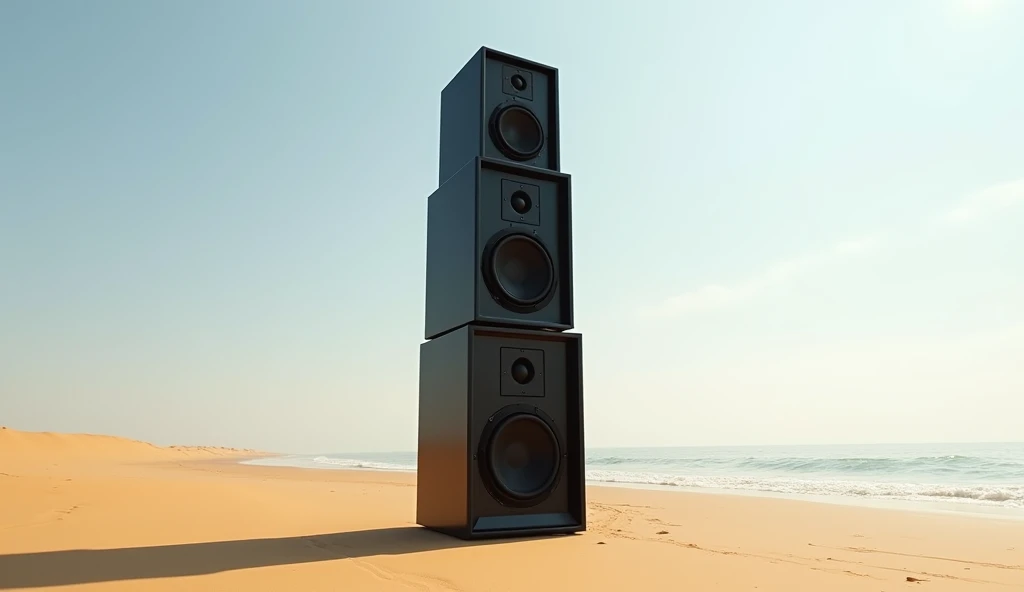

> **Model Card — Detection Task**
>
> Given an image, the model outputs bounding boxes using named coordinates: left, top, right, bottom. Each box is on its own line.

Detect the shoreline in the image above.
left=239, top=455, right=1024, bottom=523
left=3, top=429, right=1024, bottom=591
left=191, top=456, right=1024, bottom=528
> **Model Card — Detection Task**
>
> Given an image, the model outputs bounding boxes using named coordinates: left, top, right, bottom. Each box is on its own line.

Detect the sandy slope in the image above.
left=0, top=426, right=261, bottom=461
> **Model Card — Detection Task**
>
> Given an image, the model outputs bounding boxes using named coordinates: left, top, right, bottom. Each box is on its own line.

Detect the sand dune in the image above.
left=1, top=427, right=1022, bottom=591
left=0, top=426, right=263, bottom=463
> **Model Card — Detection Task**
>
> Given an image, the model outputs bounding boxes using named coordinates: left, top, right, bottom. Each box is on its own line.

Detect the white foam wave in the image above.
left=310, top=455, right=415, bottom=472
left=240, top=454, right=415, bottom=472
left=584, top=470, right=1024, bottom=508
left=242, top=455, right=1024, bottom=509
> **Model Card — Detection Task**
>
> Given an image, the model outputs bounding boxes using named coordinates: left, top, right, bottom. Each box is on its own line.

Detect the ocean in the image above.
left=243, top=442, right=1024, bottom=518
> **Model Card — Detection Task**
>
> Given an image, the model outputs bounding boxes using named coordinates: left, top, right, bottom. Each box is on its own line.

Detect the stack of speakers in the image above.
left=416, top=47, right=586, bottom=540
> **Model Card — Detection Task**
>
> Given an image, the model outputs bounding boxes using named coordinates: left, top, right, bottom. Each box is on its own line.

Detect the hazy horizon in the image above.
left=3, top=0, right=1022, bottom=454
left=5, top=425, right=1024, bottom=453
left=282, top=441, right=1024, bottom=456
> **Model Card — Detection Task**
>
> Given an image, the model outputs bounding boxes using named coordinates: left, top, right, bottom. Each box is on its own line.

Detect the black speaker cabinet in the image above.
left=438, top=47, right=559, bottom=186
left=424, top=156, right=573, bottom=341
left=416, top=325, right=585, bottom=539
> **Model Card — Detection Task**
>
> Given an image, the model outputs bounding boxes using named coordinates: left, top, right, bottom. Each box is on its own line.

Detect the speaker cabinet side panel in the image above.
left=549, top=65, right=561, bottom=174
left=560, top=172, right=574, bottom=329
left=416, top=328, right=471, bottom=534
left=438, top=50, right=484, bottom=186
left=424, top=160, right=479, bottom=341
left=566, top=331, right=586, bottom=530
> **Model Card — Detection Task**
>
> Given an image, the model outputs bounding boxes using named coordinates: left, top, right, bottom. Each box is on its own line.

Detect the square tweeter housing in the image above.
left=501, top=179, right=540, bottom=226
left=500, top=346, right=545, bottom=397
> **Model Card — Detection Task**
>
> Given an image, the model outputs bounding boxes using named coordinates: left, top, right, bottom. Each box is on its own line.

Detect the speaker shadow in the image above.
left=0, top=526, right=536, bottom=589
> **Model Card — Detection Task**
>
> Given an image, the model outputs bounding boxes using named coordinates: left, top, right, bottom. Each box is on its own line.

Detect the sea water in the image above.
left=242, top=442, right=1024, bottom=517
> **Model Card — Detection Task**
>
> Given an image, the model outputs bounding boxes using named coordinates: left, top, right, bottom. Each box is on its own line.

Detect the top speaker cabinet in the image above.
left=438, top=47, right=560, bottom=186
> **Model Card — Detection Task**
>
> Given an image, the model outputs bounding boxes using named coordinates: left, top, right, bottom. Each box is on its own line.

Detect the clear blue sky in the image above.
left=2, top=0, right=1022, bottom=453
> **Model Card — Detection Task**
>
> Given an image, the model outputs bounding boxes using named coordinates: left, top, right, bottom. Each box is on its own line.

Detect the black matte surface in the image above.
left=423, top=157, right=574, bottom=341
left=438, top=47, right=559, bottom=186
left=415, top=327, right=470, bottom=533
left=415, top=326, right=586, bottom=539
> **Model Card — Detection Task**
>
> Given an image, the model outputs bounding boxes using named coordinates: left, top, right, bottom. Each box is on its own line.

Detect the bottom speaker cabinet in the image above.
left=416, top=325, right=585, bottom=539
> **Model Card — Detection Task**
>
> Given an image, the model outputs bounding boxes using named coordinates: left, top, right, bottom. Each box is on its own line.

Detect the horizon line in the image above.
left=307, top=440, right=1024, bottom=456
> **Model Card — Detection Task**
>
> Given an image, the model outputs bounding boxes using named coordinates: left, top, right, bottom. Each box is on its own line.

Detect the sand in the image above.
left=1, top=427, right=1022, bottom=591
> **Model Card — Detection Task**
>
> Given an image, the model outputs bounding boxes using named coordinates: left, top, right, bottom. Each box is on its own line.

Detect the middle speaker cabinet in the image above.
left=424, top=156, right=573, bottom=340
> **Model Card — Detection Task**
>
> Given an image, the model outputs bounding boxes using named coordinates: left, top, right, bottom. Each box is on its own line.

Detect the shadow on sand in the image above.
left=0, top=526, right=539, bottom=589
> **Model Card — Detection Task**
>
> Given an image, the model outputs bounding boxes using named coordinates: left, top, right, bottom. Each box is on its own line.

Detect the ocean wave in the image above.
left=583, top=470, right=1024, bottom=508
left=244, top=448, right=1024, bottom=510
left=585, top=454, right=1024, bottom=479
left=311, top=456, right=415, bottom=472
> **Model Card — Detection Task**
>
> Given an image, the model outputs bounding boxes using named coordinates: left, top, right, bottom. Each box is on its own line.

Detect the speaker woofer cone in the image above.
left=484, top=232, right=555, bottom=311
left=490, top=104, right=544, bottom=161
left=484, top=412, right=561, bottom=503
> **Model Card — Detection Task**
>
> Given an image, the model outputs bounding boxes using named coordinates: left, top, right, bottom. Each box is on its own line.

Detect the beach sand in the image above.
left=1, top=427, right=1021, bottom=591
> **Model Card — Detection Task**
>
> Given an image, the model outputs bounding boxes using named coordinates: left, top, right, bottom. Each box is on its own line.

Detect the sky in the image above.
left=1, top=0, right=1022, bottom=453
